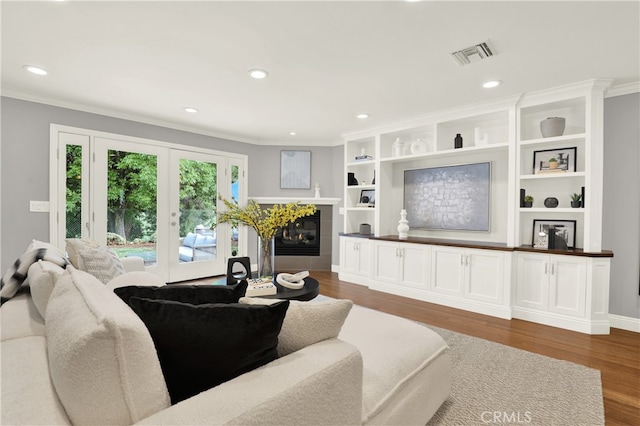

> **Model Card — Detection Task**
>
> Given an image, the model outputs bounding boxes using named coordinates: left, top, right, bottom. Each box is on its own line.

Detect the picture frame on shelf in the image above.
left=357, top=189, right=375, bottom=207
left=280, top=150, right=311, bottom=189
left=532, top=219, right=577, bottom=249
left=533, top=147, right=577, bottom=175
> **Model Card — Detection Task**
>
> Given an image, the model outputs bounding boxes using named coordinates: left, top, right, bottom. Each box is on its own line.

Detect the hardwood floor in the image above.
left=197, top=271, right=640, bottom=425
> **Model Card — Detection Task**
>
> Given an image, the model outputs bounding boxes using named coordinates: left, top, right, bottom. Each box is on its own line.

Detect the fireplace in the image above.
left=275, top=211, right=320, bottom=256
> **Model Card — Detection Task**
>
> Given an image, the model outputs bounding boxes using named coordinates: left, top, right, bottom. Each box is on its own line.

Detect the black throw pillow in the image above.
left=114, top=281, right=248, bottom=305
left=127, top=297, right=289, bottom=404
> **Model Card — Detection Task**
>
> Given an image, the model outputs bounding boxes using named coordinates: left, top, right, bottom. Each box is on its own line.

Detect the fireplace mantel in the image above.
left=250, top=197, right=341, bottom=205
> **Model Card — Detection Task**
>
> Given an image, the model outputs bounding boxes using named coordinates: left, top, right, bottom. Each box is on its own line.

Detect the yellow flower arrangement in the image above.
left=218, top=198, right=317, bottom=279
left=218, top=198, right=317, bottom=241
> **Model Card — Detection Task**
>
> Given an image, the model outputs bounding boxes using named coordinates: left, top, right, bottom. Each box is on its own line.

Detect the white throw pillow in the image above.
left=240, top=297, right=353, bottom=357
left=46, top=267, right=170, bottom=425
left=65, top=238, right=99, bottom=270
left=28, top=260, right=65, bottom=318
left=77, top=245, right=126, bottom=284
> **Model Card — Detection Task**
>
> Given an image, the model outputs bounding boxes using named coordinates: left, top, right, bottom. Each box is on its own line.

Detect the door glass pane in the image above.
left=178, top=159, right=217, bottom=263
left=230, top=164, right=239, bottom=256
left=65, top=145, right=83, bottom=238
left=107, top=150, right=158, bottom=266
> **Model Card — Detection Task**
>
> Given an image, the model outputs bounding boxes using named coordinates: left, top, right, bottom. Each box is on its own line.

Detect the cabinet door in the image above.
left=341, top=238, right=361, bottom=275
left=399, top=244, right=429, bottom=290
left=431, top=247, right=464, bottom=295
left=358, top=239, right=371, bottom=276
left=515, top=253, right=548, bottom=310
left=373, top=242, right=400, bottom=284
left=549, top=256, right=587, bottom=317
left=465, top=250, right=504, bottom=303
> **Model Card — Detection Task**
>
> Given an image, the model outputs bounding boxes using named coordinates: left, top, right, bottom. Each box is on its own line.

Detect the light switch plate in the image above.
left=30, top=201, right=50, bottom=212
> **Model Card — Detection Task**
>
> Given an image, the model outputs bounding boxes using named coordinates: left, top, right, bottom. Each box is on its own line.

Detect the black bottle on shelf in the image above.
left=454, top=133, right=463, bottom=149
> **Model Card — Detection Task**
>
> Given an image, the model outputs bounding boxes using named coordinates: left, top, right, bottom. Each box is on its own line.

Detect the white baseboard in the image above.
left=609, top=314, right=640, bottom=333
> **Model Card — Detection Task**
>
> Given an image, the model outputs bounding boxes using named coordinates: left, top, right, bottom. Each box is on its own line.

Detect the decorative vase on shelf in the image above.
left=540, top=117, right=566, bottom=138
left=257, top=236, right=275, bottom=281
left=454, top=133, right=463, bottom=149
left=474, top=127, right=489, bottom=146
left=393, top=138, right=404, bottom=157
left=397, top=209, right=410, bottom=239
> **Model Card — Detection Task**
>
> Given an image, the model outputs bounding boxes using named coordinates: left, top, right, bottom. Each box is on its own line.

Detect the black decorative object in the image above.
left=547, top=226, right=556, bottom=249
left=348, top=172, right=358, bottom=186
left=226, top=257, right=252, bottom=284
left=454, top=133, right=463, bottom=149
left=520, top=189, right=526, bottom=208
left=372, top=170, right=375, bottom=185
left=544, top=197, right=559, bottom=208
left=581, top=186, right=585, bottom=208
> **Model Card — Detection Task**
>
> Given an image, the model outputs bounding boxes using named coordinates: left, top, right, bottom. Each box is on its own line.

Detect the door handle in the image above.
left=551, top=263, right=555, bottom=275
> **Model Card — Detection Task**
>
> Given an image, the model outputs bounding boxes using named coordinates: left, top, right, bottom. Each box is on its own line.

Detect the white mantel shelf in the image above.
left=251, top=197, right=341, bottom=205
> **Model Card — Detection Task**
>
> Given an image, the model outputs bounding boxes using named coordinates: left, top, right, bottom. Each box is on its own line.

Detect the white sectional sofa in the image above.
left=1, top=254, right=451, bottom=425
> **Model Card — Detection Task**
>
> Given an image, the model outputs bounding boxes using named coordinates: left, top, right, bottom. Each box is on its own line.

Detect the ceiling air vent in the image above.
left=450, top=41, right=495, bottom=66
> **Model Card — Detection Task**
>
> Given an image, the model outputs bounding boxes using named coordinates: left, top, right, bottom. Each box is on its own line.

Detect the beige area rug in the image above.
left=425, top=325, right=604, bottom=425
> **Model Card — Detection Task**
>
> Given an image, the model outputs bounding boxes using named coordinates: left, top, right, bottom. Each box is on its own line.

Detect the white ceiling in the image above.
left=2, top=1, right=639, bottom=146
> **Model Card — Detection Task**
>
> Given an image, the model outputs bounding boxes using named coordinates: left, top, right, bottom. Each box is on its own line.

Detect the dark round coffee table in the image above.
left=260, top=276, right=319, bottom=301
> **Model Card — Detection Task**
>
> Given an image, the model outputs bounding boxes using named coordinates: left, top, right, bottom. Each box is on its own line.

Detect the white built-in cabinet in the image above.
left=339, top=236, right=372, bottom=286
left=513, top=251, right=610, bottom=334
left=372, top=241, right=429, bottom=290
left=339, top=79, right=614, bottom=334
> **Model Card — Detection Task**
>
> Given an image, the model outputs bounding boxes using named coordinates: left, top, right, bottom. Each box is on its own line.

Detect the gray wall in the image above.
left=2, top=94, right=638, bottom=320
left=603, top=93, right=640, bottom=319
left=0, top=97, right=343, bottom=272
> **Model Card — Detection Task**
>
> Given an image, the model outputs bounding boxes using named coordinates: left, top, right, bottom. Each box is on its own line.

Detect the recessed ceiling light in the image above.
left=24, top=65, right=48, bottom=76
left=248, top=69, right=269, bottom=79
left=184, top=107, right=198, bottom=113
left=356, top=113, right=370, bottom=119
left=289, top=131, right=297, bottom=136
left=483, top=80, right=502, bottom=88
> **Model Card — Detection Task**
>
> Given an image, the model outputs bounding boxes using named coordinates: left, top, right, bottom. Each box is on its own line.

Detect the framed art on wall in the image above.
left=532, top=219, right=577, bottom=249
left=533, top=147, right=577, bottom=174
left=280, top=150, right=311, bottom=189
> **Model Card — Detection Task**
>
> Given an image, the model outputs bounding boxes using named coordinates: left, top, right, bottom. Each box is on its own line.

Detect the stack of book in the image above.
left=246, top=278, right=277, bottom=297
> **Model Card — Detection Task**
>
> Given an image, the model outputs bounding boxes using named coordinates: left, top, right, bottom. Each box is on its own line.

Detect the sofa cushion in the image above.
left=28, top=259, right=65, bottom=318
left=1, top=336, right=70, bottom=425
left=182, top=232, right=197, bottom=248
left=0, top=292, right=45, bottom=341
left=339, top=303, right=450, bottom=423
left=127, top=297, right=289, bottom=404
left=105, top=271, right=166, bottom=291
left=114, top=281, right=247, bottom=305
left=240, top=296, right=353, bottom=357
left=77, top=244, right=126, bottom=283
left=46, top=266, right=170, bottom=425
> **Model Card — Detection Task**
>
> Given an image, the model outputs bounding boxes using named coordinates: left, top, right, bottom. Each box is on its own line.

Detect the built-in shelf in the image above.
left=519, top=207, right=584, bottom=213
left=519, top=171, right=586, bottom=180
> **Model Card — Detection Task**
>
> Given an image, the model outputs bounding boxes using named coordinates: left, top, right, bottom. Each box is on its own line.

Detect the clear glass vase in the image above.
left=257, top=236, right=275, bottom=281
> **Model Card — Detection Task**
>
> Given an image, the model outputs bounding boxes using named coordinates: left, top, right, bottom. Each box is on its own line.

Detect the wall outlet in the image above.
left=339, top=207, right=345, bottom=215
left=30, top=201, right=50, bottom=212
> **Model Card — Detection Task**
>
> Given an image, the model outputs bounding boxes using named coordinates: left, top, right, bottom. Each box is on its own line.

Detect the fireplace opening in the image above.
left=275, top=211, right=320, bottom=256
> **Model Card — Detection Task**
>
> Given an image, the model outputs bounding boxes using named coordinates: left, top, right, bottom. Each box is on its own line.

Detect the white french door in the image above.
left=167, top=150, right=227, bottom=282
left=52, top=126, right=247, bottom=283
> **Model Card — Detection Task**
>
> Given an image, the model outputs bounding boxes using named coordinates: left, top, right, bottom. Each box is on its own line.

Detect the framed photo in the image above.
left=359, top=189, right=375, bottom=205
left=532, top=219, right=577, bottom=249
left=533, top=147, right=577, bottom=175
left=280, top=150, right=311, bottom=189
